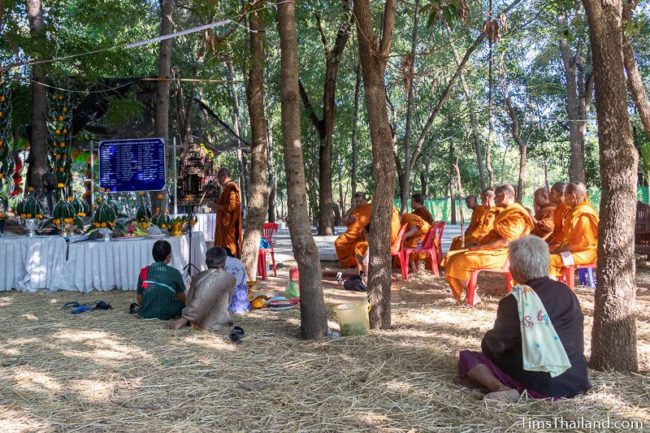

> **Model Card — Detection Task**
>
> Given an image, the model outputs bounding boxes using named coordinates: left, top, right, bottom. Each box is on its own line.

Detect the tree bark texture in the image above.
left=226, top=53, right=249, bottom=209
left=267, top=115, right=277, bottom=222
left=400, top=0, right=420, bottom=213
left=558, top=14, right=592, bottom=184
left=622, top=2, right=650, bottom=139
left=582, top=0, right=638, bottom=372
left=27, top=0, right=48, bottom=194
left=354, top=0, right=397, bottom=329
left=505, top=95, right=527, bottom=202
left=240, top=10, right=269, bottom=281
left=351, top=64, right=361, bottom=198
left=277, top=0, right=328, bottom=339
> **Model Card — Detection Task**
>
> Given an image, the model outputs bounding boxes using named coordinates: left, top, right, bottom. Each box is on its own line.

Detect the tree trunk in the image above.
left=559, top=14, right=590, bottom=183
left=622, top=3, right=650, bottom=139
left=446, top=22, right=486, bottom=191
left=351, top=64, right=361, bottom=198
left=504, top=95, right=527, bottom=202
left=267, top=115, right=277, bottom=223
left=153, top=0, right=172, bottom=214
left=277, top=0, right=328, bottom=339
left=400, top=0, right=420, bottom=212
left=582, top=0, right=638, bottom=372
left=226, top=53, right=248, bottom=209
left=240, top=9, right=269, bottom=281
left=27, top=0, right=48, bottom=195
left=420, top=157, right=429, bottom=198
left=354, top=0, right=397, bottom=329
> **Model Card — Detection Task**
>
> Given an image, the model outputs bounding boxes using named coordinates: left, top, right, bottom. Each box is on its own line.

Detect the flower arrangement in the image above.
left=89, top=196, right=118, bottom=230
left=16, top=193, right=44, bottom=220
left=0, top=76, right=12, bottom=193
left=47, top=91, right=74, bottom=195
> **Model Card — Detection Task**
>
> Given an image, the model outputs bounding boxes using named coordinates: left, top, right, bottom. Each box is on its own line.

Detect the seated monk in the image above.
left=354, top=207, right=401, bottom=276
left=546, top=182, right=571, bottom=247
left=335, top=192, right=372, bottom=268
left=549, top=182, right=599, bottom=278
left=531, top=187, right=556, bottom=240
left=450, top=189, right=499, bottom=251
left=411, top=193, right=434, bottom=225
left=401, top=212, right=431, bottom=273
left=169, top=247, right=236, bottom=331
left=444, top=184, right=534, bottom=304
left=457, top=236, right=591, bottom=401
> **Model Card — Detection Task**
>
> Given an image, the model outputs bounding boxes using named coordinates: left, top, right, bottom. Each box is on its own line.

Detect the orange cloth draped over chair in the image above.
left=547, top=203, right=572, bottom=245
left=531, top=204, right=556, bottom=239
left=449, top=206, right=499, bottom=250
left=214, top=181, right=243, bottom=258
left=549, top=202, right=599, bottom=277
left=444, top=203, right=534, bottom=300
left=353, top=207, right=401, bottom=260
left=335, top=204, right=372, bottom=268
left=413, top=207, right=434, bottom=225
left=401, top=213, right=431, bottom=263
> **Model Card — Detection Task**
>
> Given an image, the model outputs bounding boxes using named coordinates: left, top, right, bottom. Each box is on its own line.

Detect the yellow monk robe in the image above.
left=549, top=202, right=599, bottom=277
left=449, top=206, right=500, bottom=250
left=413, top=206, right=434, bottom=225
left=547, top=203, right=572, bottom=245
left=401, top=213, right=431, bottom=263
left=354, top=207, right=401, bottom=259
left=335, top=203, right=372, bottom=268
left=215, top=181, right=243, bottom=258
left=445, top=202, right=534, bottom=300
left=531, top=204, right=556, bottom=239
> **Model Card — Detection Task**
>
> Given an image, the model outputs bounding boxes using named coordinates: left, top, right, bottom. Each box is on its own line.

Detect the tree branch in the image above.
left=315, top=13, right=331, bottom=57
left=298, top=79, right=325, bottom=137
left=192, top=97, right=249, bottom=146
left=379, top=0, right=397, bottom=58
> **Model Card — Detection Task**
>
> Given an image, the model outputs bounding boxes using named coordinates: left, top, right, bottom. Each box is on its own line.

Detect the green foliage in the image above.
left=104, top=93, right=145, bottom=127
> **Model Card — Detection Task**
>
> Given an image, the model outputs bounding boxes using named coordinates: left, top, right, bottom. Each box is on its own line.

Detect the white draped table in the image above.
left=193, top=213, right=216, bottom=243
left=0, top=232, right=206, bottom=292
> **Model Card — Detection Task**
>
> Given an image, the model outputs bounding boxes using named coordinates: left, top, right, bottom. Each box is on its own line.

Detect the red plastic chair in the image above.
left=434, top=221, right=445, bottom=265
left=560, top=263, right=597, bottom=290
left=466, top=260, right=513, bottom=306
left=259, top=222, right=279, bottom=278
left=402, top=225, right=440, bottom=279
left=390, top=224, right=410, bottom=280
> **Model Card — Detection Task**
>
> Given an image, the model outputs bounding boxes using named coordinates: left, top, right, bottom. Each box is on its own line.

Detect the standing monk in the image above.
left=531, top=187, right=556, bottom=240
left=450, top=189, right=499, bottom=251
left=213, top=168, right=243, bottom=258
left=335, top=192, right=372, bottom=268
left=444, top=184, right=534, bottom=304
left=549, top=182, right=599, bottom=278
left=546, top=182, right=571, bottom=247
left=411, top=193, right=434, bottom=225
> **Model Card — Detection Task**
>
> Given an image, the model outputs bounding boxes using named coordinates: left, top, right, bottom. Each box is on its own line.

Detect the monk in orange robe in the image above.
left=354, top=206, right=401, bottom=275
left=401, top=212, right=431, bottom=273
left=213, top=168, right=243, bottom=258
left=411, top=193, right=434, bottom=225
left=549, top=182, right=599, bottom=278
left=445, top=184, right=534, bottom=304
left=530, top=187, right=556, bottom=240
left=335, top=193, right=371, bottom=268
left=450, top=189, right=499, bottom=250
left=546, top=182, right=571, bottom=247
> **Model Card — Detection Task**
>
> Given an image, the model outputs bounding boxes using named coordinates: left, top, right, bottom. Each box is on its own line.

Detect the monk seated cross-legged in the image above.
left=335, top=192, right=372, bottom=268
left=548, top=182, right=599, bottom=279
left=400, top=212, right=431, bottom=273
left=449, top=189, right=499, bottom=251
left=530, top=187, right=556, bottom=240
left=444, top=184, right=534, bottom=305
left=546, top=182, right=571, bottom=247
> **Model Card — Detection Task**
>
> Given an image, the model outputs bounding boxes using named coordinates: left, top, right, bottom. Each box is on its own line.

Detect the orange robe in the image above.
left=214, top=181, right=243, bottom=257
left=449, top=206, right=499, bottom=250
left=445, top=202, right=534, bottom=299
left=531, top=204, right=556, bottom=239
left=547, top=204, right=572, bottom=245
left=335, top=204, right=372, bottom=268
left=413, top=206, right=434, bottom=225
left=549, top=202, right=599, bottom=277
left=401, top=213, right=431, bottom=248
left=353, top=207, right=401, bottom=259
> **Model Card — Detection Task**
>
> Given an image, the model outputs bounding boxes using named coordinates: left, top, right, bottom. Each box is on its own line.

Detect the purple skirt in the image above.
left=458, top=350, right=549, bottom=399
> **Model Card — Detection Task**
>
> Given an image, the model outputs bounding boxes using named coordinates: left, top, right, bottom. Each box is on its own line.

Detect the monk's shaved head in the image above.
left=567, top=182, right=587, bottom=199
left=534, top=187, right=550, bottom=207
left=495, top=184, right=515, bottom=198
left=481, top=188, right=495, bottom=207
left=534, top=186, right=550, bottom=199
left=465, top=194, right=478, bottom=209
left=551, top=182, right=567, bottom=194
left=482, top=188, right=495, bottom=197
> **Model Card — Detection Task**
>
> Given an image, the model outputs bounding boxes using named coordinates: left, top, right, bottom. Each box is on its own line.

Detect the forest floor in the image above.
left=1, top=259, right=649, bottom=432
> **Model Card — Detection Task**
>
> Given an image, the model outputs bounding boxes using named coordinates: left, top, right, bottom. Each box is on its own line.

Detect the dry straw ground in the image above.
left=1, top=262, right=649, bottom=432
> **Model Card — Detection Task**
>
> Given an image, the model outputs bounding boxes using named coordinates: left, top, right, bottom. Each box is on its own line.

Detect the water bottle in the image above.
left=417, top=240, right=422, bottom=249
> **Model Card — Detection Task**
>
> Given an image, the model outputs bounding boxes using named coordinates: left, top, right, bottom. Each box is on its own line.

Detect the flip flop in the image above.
left=63, top=302, right=81, bottom=310
left=228, top=331, right=243, bottom=344
left=93, top=301, right=112, bottom=310
left=129, top=303, right=140, bottom=314
left=70, top=305, right=93, bottom=314
left=231, top=326, right=245, bottom=338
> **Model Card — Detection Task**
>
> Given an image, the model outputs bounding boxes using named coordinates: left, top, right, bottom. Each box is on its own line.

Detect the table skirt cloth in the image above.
left=0, top=235, right=68, bottom=292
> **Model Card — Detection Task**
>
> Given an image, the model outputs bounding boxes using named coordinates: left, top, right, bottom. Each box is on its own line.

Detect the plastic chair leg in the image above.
left=466, top=271, right=479, bottom=305
left=270, top=250, right=277, bottom=277
left=258, top=250, right=267, bottom=280
left=399, top=252, right=409, bottom=281
left=429, top=251, right=439, bottom=277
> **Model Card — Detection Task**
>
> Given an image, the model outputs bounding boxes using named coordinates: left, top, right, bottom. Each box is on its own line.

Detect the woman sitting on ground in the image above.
left=457, top=235, right=592, bottom=401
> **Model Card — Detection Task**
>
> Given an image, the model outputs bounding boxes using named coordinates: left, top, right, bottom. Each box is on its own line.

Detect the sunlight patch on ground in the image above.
left=20, top=313, right=38, bottom=321
left=0, top=408, right=54, bottom=433
left=13, top=369, right=62, bottom=394
left=69, top=379, right=115, bottom=403
left=0, top=296, right=13, bottom=307
left=181, top=332, right=237, bottom=352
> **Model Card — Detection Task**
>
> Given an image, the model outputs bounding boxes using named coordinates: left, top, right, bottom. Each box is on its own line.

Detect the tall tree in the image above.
left=558, top=11, right=593, bottom=183
left=226, top=53, right=249, bottom=209
left=26, top=0, right=48, bottom=195
left=277, top=0, right=328, bottom=339
left=240, top=6, right=270, bottom=281
left=350, top=64, right=361, bottom=198
left=298, top=8, right=353, bottom=235
left=354, top=0, right=397, bottom=329
left=582, top=0, right=638, bottom=372
left=153, top=0, right=173, bottom=214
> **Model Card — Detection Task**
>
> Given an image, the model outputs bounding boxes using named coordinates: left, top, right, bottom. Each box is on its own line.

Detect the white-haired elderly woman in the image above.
left=457, top=236, right=591, bottom=401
